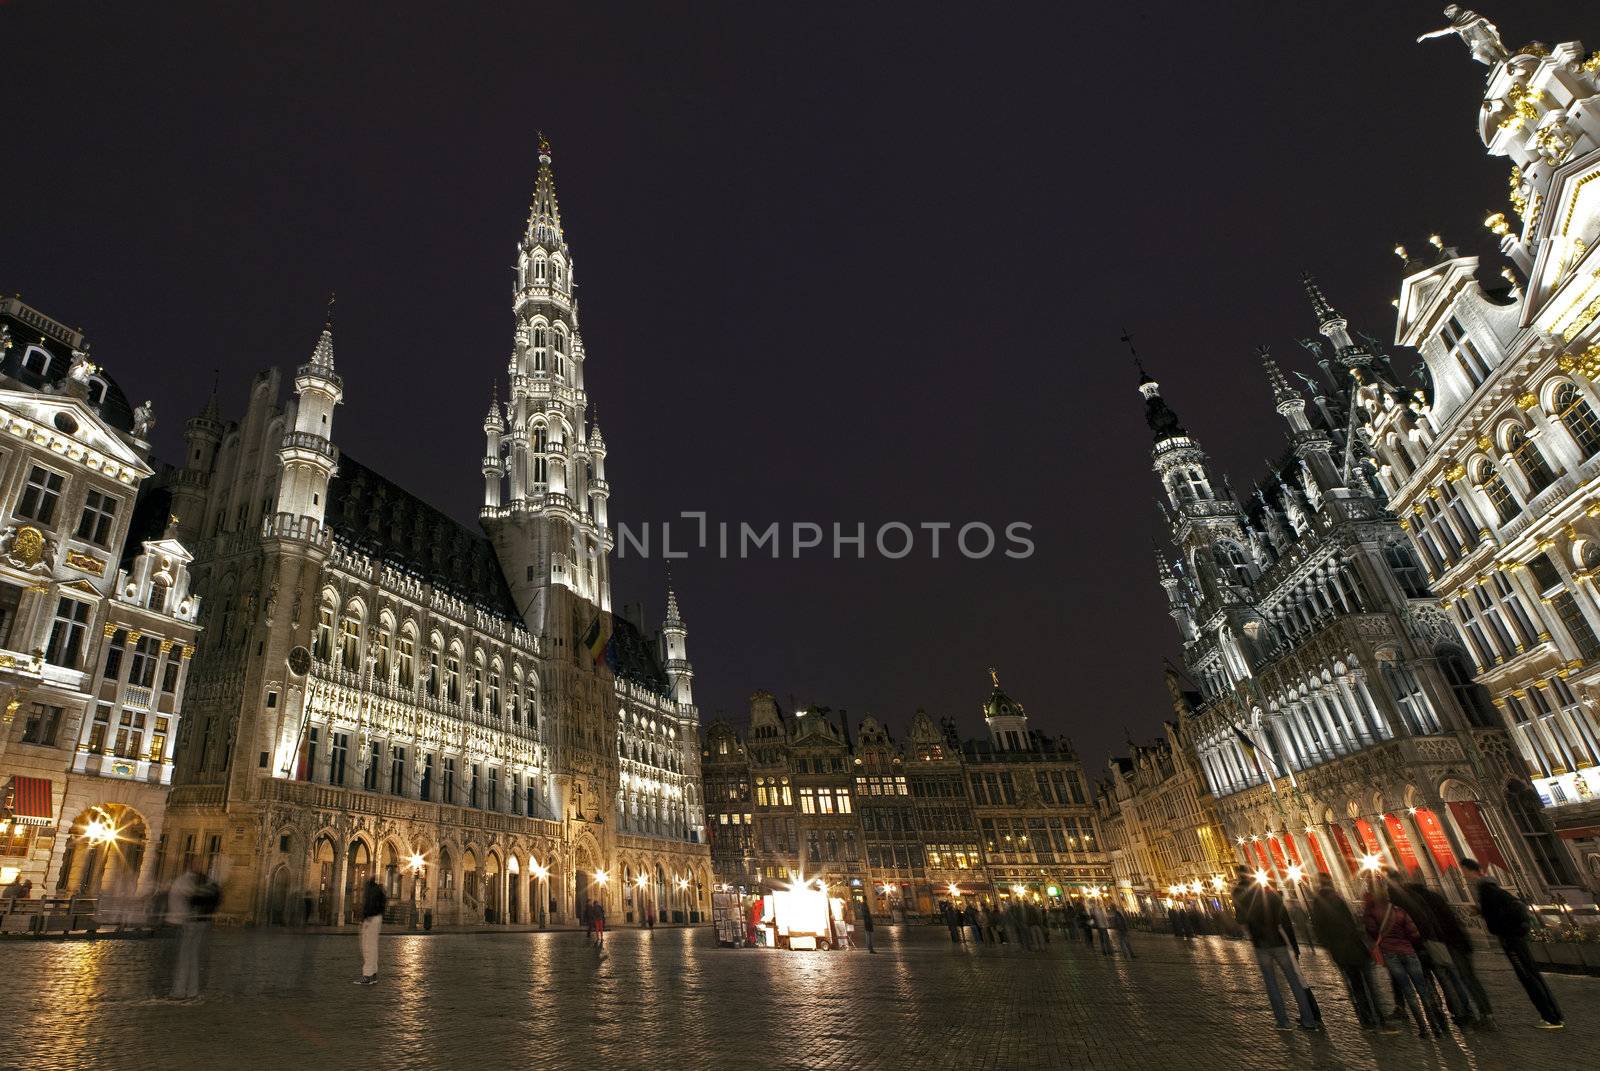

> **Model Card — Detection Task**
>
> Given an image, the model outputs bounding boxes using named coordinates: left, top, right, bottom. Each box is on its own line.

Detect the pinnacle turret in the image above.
left=484, top=382, right=504, bottom=431
left=526, top=132, right=564, bottom=245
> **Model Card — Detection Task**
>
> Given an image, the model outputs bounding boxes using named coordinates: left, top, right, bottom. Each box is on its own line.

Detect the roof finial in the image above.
left=537, top=130, right=552, bottom=164
left=989, top=667, right=1000, bottom=689
left=324, top=291, right=336, bottom=330
left=1301, top=272, right=1338, bottom=325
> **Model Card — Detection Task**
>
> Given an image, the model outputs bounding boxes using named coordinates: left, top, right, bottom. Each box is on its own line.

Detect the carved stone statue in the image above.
left=67, top=349, right=97, bottom=384
left=1418, top=6, right=1508, bottom=67
left=264, top=583, right=279, bottom=626
left=132, top=400, right=155, bottom=438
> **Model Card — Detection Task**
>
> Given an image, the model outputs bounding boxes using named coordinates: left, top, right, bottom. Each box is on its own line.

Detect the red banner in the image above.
left=1280, top=835, right=1302, bottom=865
left=1447, top=801, right=1508, bottom=869
left=1267, top=837, right=1289, bottom=872
left=1330, top=824, right=1359, bottom=875
left=1414, top=809, right=1457, bottom=870
left=1252, top=841, right=1273, bottom=873
left=1353, top=819, right=1383, bottom=857
left=1306, top=832, right=1332, bottom=875
left=1383, top=813, right=1421, bottom=872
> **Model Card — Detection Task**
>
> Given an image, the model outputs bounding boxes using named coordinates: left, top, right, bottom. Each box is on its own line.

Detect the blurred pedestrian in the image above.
left=1309, top=874, right=1394, bottom=1032
left=355, top=877, right=386, bottom=985
left=963, top=903, right=982, bottom=944
left=169, top=864, right=216, bottom=1000
left=1027, top=903, right=1045, bottom=949
left=1110, top=905, right=1135, bottom=957
left=1362, top=880, right=1445, bottom=1038
left=1077, top=904, right=1095, bottom=947
left=860, top=900, right=876, bottom=953
left=1172, top=906, right=1190, bottom=940
left=1093, top=901, right=1113, bottom=955
left=1234, top=866, right=1320, bottom=1032
left=940, top=900, right=961, bottom=943
left=1400, top=876, right=1481, bottom=1026
left=1462, top=858, right=1563, bottom=1029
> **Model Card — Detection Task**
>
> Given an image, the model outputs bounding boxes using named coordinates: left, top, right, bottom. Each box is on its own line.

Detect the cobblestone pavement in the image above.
left=4, top=924, right=1597, bottom=1071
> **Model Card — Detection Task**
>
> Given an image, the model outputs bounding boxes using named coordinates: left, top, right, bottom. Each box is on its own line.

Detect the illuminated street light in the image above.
left=636, top=874, right=648, bottom=888
left=1188, top=881, right=1202, bottom=895
left=594, top=869, right=608, bottom=886
left=1358, top=854, right=1383, bottom=874
left=409, top=853, right=425, bottom=872
left=532, top=863, right=548, bottom=880
left=676, top=878, right=688, bottom=890
left=1285, top=864, right=1304, bottom=884
left=1210, top=875, right=1226, bottom=892
left=1011, top=884, right=1025, bottom=896
left=84, top=818, right=117, bottom=845
left=947, top=882, right=960, bottom=897
left=1253, top=869, right=1270, bottom=886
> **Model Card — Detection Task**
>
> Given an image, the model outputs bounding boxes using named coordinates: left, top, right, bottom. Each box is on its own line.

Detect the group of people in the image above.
left=932, top=898, right=1135, bottom=957
left=1235, top=857, right=1566, bottom=1037
left=1, top=877, right=35, bottom=901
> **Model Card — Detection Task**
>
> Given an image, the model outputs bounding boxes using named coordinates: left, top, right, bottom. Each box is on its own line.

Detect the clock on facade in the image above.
left=287, top=646, right=311, bottom=677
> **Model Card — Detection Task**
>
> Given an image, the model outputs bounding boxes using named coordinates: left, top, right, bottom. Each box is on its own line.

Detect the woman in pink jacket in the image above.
left=1363, top=881, right=1447, bottom=1038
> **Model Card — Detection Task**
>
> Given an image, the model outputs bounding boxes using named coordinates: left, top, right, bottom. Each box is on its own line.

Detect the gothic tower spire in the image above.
left=486, top=138, right=611, bottom=631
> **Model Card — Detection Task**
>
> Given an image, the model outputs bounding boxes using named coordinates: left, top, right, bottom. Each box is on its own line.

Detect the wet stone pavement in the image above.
left=3, top=924, right=1597, bottom=1071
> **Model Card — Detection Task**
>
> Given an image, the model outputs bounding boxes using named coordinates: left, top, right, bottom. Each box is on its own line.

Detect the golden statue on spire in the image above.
left=989, top=667, right=1000, bottom=689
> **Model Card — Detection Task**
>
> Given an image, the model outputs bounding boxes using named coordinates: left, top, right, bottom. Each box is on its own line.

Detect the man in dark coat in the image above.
left=1403, top=877, right=1485, bottom=1025
left=1463, top=859, right=1563, bottom=1028
left=860, top=900, right=876, bottom=953
left=1309, top=874, right=1394, bottom=1030
left=1233, top=866, right=1320, bottom=1031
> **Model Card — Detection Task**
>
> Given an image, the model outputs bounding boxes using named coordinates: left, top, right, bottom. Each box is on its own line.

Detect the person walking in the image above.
left=168, top=864, right=212, bottom=1001
left=1171, top=905, right=1190, bottom=940
left=1309, top=874, right=1394, bottom=1031
left=941, top=900, right=961, bottom=944
left=964, top=903, right=983, bottom=945
left=860, top=900, right=877, bottom=953
left=355, top=877, right=386, bottom=985
left=1362, top=881, right=1446, bottom=1038
left=1400, top=877, right=1481, bottom=1026
left=1233, top=866, right=1320, bottom=1032
left=1462, top=858, right=1563, bottom=1029
left=592, top=898, right=607, bottom=950
left=1027, top=903, right=1046, bottom=950
left=1077, top=904, right=1095, bottom=947
left=1092, top=901, right=1113, bottom=956
left=1109, top=905, right=1135, bottom=957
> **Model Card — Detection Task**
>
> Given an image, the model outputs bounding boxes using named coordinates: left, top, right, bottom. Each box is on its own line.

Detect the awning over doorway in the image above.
left=4, top=776, right=54, bottom=826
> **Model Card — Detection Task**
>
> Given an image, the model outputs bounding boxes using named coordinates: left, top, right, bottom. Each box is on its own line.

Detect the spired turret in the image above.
left=661, top=585, right=693, bottom=706
left=274, top=300, right=343, bottom=527
left=983, top=669, right=1031, bottom=752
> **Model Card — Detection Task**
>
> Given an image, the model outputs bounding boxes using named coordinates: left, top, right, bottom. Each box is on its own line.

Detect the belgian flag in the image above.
left=581, top=612, right=611, bottom=667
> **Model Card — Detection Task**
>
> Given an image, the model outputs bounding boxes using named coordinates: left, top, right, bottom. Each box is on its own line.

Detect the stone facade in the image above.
left=703, top=677, right=1108, bottom=915
left=157, top=141, right=710, bottom=926
left=0, top=296, right=200, bottom=902
left=1362, top=16, right=1600, bottom=895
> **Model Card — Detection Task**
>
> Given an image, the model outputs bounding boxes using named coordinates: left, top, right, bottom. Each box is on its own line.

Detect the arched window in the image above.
left=1213, top=541, right=1252, bottom=588
left=338, top=605, right=361, bottom=667
left=1554, top=382, right=1600, bottom=458
left=1506, top=425, right=1555, bottom=493
left=533, top=256, right=547, bottom=283
left=1505, top=780, right=1575, bottom=886
left=1384, top=542, right=1430, bottom=598
left=1386, top=435, right=1412, bottom=479
left=532, top=325, right=547, bottom=372
left=312, top=599, right=336, bottom=661
left=1438, top=645, right=1495, bottom=728
left=1473, top=459, right=1518, bottom=524
left=397, top=627, right=416, bottom=688
left=21, top=345, right=52, bottom=376
left=1440, top=316, right=1492, bottom=387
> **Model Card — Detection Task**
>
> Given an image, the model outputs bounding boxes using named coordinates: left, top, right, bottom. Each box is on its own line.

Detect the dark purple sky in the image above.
left=2, top=2, right=1588, bottom=768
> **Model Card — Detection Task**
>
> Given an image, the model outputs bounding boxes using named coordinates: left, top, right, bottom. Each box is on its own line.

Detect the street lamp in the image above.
left=1285, top=864, right=1304, bottom=885
left=1358, top=853, right=1383, bottom=875
left=1253, top=869, right=1270, bottom=886
left=531, top=862, right=548, bottom=929
left=84, top=818, right=117, bottom=845
left=408, top=853, right=426, bottom=930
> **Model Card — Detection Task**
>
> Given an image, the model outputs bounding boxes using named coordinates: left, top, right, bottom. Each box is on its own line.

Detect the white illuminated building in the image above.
left=1363, top=10, right=1600, bottom=891
left=159, top=137, right=710, bottom=926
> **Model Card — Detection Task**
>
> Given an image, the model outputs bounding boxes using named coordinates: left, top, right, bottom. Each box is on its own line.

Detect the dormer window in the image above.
left=1441, top=316, right=1492, bottom=388
left=86, top=378, right=107, bottom=406
left=21, top=345, right=52, bottom=377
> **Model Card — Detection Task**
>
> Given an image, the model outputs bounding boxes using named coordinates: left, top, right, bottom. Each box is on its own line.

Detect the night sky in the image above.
left=2, top=3, right=1589, bottom=771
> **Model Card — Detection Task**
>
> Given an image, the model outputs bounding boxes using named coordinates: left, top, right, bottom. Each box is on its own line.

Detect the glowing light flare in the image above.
left=636, top=874, right=649, bottom=888
left=594, top=869, right=608, bottom=886
left=947, top=882, right=961, bottom=897
left=1358, top=854, right=1383, bottom=874
left=408, top=853, right=425, bottom=872
left=1253, top=869, right=1270, bottom=886
left=83, top=818, right=117, bottom=845
left=677, top=878, right=689, bottom=890
left=1285, top=864, right=1305, bottom=884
